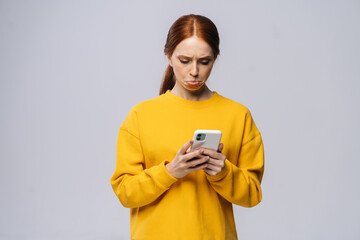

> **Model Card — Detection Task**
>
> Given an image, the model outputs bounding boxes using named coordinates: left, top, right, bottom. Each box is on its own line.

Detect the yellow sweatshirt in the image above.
left=111, top=90, right=264, bottom=240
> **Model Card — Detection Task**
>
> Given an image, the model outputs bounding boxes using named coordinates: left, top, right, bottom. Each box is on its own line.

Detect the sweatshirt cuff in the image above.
left=145, top=160, right=178, bottom=189
left=206, top=159, right=231, bottom=182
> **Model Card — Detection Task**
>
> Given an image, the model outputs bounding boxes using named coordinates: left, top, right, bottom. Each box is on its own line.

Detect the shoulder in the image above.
left=218, top=94, right=262, bottom=138
left=129, top=94, right=167, bottom=113
left=121, top=94, right=166, bottom=128
left=216, top=93, right=251, bottom=115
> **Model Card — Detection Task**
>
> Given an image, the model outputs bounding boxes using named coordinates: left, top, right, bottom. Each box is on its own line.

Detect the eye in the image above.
left=179, top=59, right=189, bottom=64
left=199, top=59, right=211, bottom=65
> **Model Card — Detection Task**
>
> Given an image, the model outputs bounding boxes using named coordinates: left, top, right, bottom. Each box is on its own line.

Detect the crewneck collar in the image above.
left=164, top=90, right=221, bottom=109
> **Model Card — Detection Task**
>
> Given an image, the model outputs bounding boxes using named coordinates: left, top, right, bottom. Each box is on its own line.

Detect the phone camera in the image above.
left=196, top=133, right=206, bottom=141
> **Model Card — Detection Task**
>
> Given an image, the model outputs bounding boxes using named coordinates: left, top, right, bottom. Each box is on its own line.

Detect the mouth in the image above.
left=185, top=81, right=203, bottom=86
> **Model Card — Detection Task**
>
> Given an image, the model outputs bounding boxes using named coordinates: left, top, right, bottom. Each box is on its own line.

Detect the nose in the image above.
left=190, top=62, right=199, bottom=77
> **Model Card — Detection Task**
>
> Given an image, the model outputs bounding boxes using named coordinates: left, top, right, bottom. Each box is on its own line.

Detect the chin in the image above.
left=186, top=87, right=201, bottom=91
left=184, top=83, right=206, bottom=92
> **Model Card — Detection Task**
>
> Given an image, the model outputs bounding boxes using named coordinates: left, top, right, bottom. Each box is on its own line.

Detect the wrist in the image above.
left=165, top=162, right=176, bottom=178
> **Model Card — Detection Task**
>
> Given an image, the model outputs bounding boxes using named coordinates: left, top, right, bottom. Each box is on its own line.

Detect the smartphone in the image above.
left=190, top=130, right=222, bottom=151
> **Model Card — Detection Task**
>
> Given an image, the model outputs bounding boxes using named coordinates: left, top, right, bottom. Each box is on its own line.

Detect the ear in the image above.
left=167, top=54, right=173, bottom=67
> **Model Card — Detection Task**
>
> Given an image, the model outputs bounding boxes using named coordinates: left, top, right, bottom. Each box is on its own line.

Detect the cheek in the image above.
left=201, top=65, right=213, bottom=77
left=173, top=63, right=187, bottom=78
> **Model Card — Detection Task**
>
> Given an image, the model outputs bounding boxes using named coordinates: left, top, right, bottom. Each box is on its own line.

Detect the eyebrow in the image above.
left=177, top=55, right=213, bottom=59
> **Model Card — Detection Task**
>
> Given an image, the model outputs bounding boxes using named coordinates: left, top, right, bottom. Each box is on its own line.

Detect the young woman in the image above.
left=111, top=14, right=264, bottom=240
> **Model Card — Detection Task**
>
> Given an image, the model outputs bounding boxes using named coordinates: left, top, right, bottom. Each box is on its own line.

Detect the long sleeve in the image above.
left=206, top=110, right=264, bottom=207
left=110, top=92, right=265, bottom=239
left=110, top=107, right=178, bottom=208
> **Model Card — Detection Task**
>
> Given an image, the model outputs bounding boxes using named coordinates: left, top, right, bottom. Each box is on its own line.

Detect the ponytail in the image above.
left=160, top=14, right=219, bottom=95
left=159, top=65, right=175, bottom=95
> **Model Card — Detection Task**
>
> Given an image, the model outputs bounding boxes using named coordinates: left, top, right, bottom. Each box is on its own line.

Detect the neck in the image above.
left=171, top=84, right=214, bottom=101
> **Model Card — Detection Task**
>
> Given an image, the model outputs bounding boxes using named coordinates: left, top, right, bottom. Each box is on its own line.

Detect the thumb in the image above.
left=217, top=143, right=224, bottom=152
left=178, top=139, right=194, bottom=155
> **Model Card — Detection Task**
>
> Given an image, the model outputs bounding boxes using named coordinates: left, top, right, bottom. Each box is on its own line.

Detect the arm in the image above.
left=203, top=110, right=264, bottom=207
left=110, top=108, right=178, bottom=208
left=110, top=109, right=209, bottom=208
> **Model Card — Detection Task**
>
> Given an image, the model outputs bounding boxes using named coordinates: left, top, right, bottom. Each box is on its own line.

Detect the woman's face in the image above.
left=168, top=36, right=215, bottom=92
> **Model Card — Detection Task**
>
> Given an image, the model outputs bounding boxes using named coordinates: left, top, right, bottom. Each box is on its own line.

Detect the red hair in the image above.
left=159, top=14, right=220, bottom=95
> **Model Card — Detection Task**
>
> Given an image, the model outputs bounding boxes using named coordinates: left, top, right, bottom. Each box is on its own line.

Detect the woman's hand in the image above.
left=201, top=143, right=226, bottom=176
left=166, top=140, right=209, bottom=179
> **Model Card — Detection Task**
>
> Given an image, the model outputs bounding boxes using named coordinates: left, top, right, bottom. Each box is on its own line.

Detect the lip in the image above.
left=185, top=81, right=203, bottom=86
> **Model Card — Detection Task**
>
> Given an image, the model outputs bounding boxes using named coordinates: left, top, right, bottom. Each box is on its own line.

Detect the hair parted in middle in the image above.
left=159, top=14, right=220, bottom=95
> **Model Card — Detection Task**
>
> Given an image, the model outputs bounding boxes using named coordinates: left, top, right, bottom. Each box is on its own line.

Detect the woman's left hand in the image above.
left=199, top=143, right=226, bottom=176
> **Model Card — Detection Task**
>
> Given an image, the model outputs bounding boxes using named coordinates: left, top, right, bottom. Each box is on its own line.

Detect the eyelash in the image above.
left=179, top=59, right=210, bottom=65
left=179, top=59, right=189, bottom=64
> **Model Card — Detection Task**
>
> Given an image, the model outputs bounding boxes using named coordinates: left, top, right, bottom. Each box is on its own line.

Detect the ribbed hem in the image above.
left=164, top=90, right=222, bottom=109
left=145, top=160, right=179, bottom=189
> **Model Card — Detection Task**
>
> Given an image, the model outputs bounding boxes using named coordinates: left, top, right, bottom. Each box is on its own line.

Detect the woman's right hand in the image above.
left=165, top=139, right=209, bottom=179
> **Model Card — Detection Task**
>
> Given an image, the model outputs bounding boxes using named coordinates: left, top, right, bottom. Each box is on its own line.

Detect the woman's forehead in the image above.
left=173, top=36, right=213, bottom=57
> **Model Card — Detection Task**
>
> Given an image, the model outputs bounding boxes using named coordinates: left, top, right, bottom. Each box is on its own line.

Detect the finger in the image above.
left=183, top=149, right=204, bottom=161
left=217, top=143, right=224, bottom=152
left=188, top=162, right=208, bottom=172
left=206, top=158, right=223, bottom=167
left=178, top=139, right=194, bottom=155
left=204, top=160, right=218, bottom=169
left=203, top=168, right=217, bottom=176
left=187, top=156, right=209, bottom=167
left=200, top=148, right=221, bottom=159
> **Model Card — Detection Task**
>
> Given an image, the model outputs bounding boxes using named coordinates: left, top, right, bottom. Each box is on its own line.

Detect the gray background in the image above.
left=1, top=0, right=359, bottom=239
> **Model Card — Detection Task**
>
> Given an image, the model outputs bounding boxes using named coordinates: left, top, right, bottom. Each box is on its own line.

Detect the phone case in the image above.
left=191, top=130, right=222, bottom=151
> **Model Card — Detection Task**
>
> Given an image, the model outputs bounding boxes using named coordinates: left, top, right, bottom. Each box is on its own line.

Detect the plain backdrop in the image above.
left=1, top=0, right=359, bottom=239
